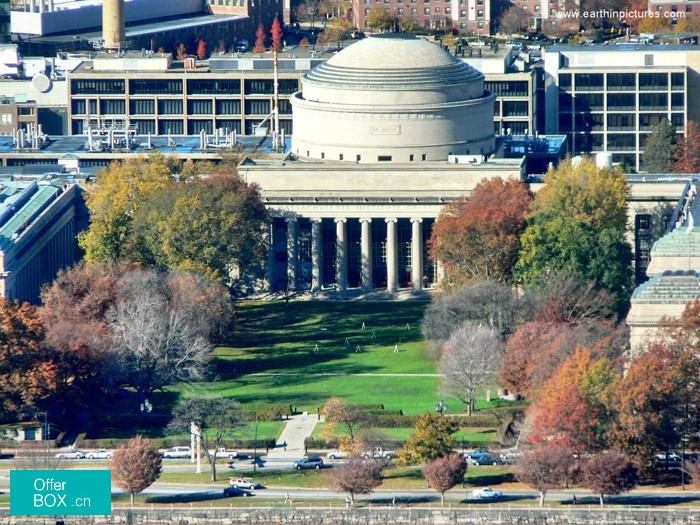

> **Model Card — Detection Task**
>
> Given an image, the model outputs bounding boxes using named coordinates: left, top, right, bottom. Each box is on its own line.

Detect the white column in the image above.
left=335, top=218, right=347, bottom=292
left=311, top=218, right=323, bottom=292
left=360, top=218, right=372, bottom=291
left=411, top=218, right=423, bottom=291
left=286, top=217, right=297, bottom=291
left=386, top=218, right=398, bottom=293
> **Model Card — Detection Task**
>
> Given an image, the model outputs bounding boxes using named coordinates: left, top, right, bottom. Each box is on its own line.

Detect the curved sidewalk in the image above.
left=267, top=413, right=325, bottom=459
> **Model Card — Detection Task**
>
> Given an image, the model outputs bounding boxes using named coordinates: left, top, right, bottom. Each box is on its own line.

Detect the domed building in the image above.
left=241, top=34, right=535, bottom=294
left=290, top=34, right=496, bottom=163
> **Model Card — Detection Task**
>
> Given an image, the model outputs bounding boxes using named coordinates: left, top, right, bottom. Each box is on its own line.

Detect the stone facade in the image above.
left=5, top=508, right=700, bottom=524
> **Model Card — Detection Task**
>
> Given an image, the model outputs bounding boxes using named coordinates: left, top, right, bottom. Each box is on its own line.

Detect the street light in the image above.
left=253, top=419, right=259, bottom=472
left=435, top=400, right=447, bottom=415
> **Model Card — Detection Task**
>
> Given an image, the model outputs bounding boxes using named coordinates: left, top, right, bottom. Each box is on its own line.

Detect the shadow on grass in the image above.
left=146, top=492, right=243, bottom=504
left=370, top=496, right=440, bottom=505
left=468, top=472, right=517, bottom=486
left=463, top=494, right=538, bottom=505
left=607, top=494, right=700, bottom=507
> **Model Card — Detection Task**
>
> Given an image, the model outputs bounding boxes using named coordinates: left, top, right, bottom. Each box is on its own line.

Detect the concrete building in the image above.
left=63, top=41, right=544, bottom=141
left=0, top=174, right=87, bottom=303
left=10, top=0, right=259, bottom=56
left=627, top=179, right=700, bottom=353
left=544, top=44, right=700, bottom=172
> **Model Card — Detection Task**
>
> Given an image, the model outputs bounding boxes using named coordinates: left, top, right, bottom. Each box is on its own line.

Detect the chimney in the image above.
left=102, top=0, right=125, bottom=50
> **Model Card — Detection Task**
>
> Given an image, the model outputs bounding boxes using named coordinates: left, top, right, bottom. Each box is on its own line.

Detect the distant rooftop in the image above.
left=632, top=270, right=700, bottom=303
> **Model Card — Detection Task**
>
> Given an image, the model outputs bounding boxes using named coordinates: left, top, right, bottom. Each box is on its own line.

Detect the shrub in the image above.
left=241, top=404, right=292, bottom=421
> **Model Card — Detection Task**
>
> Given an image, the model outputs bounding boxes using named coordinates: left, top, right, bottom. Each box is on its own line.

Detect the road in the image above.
left=0, top=458, right=698, bottom=507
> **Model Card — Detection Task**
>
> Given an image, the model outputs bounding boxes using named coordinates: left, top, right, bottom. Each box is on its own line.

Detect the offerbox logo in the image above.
left=10, top=470, right=111, bottom=516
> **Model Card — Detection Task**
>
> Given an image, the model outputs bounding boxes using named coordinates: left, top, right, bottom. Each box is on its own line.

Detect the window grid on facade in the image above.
left=129, top=79, right=182, bottom=95
left=71, top=79, right=125, bottom=95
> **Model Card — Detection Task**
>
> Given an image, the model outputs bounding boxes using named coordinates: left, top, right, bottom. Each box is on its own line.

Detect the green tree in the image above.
left=367, top=8, right=394, bottom=32
left=643, top=118, right=677, bottom=173
left=78, top=153, right=175, bottom=264
left=515, top=157, right=633, bottom=312
left=398, top=413, right=459, bottom=465
left=144, top=171, right=269, bottom=285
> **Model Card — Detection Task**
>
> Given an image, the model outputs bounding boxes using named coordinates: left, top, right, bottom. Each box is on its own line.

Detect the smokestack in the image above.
left=102, top=0, right=125, bottom=51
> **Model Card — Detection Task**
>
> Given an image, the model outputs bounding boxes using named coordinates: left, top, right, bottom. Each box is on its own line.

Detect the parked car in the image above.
left=468, top=453, right=500, bottom=465
left=55, top=449, right=86, bottom=459
left=228, top=477, right=262, bottom=489
left=234, top=39, right=249, bottom=53
left=472, top=487, right=503, bottom=499
left=468, top=40, right=486, bottom=48
left=223, top=486, right=252, bottom=497
left=361, top=447, right=396, bottom=459
left=656, top=452, right=682, bottom=462
left=85, top=449, right=113, bottom=459
left=162, top=446, right=192, bottom=459
left=326, top=450, right=348, bottom=459
left=294, top=457, right=324, bottom=470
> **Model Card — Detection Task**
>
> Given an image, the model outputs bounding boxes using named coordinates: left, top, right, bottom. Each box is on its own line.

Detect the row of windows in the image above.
left=210, top=0, right=246, bottom=6
left=72, top=78, right=299, bottom=96
left=559, top=72, right=685, bottom=91
left=485, top=81, right=529, bottom=97
left=560, top=113, right=684, bottom=132
left=71, top=98, right=293, bottom=116
left=559, top=92, right=684, bottom=111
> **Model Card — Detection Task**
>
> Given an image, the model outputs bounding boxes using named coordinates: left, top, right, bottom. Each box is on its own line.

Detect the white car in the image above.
left=55, top=449, right=86, bottom=459
left=472, top=487, right=503, bottom=499
left=162, top=446, right=191, bottom=459
left=228, top=477, right=262, bottom=489
left=85, top=449, right=113, bottom=459
left=469, top=40, right=487, bottom=48
left=656, top=452, right=682, bottom=461
left=326, top=450, right=348, bottom=459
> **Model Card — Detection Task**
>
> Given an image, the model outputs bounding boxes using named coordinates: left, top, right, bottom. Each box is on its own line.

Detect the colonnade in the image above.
left=274, top=216, right=436, bottom=293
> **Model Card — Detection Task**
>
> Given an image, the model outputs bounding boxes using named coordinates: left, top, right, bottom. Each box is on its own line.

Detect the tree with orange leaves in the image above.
left=674, top=120, right=700, bottom=174
left=608, top=343, right=681, bottom=465
left=253, top=23, right=267, bottom=53
left=271, top=17, right=283, bottom=52
left=526, top=348, right=617, bottom=453
left=429, top=176, right=532, bottom=288
left=0, top=299, right=48, bottom=421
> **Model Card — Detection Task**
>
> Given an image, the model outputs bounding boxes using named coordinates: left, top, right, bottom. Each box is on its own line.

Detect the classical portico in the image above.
left=243, top=33, right=525, bottom=293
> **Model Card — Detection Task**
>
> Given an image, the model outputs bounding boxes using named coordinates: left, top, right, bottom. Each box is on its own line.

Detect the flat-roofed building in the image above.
left=544, top=44, right=700, bottom=172
left=0, top=175, right=87, bottom=303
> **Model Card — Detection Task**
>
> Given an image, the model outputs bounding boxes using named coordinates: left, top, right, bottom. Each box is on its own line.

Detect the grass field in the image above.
left=175, top=301, right=451, bottom=414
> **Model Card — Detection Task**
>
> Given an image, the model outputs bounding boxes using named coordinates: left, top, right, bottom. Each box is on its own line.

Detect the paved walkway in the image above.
left=267, top=413, right=325, bottom=459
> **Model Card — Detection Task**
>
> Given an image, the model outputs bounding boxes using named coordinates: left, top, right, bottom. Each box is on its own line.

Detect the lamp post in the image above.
left=435, top=400, right=447, bottom=416
left=253, top=419, right=259, bottom=472
left=35, top=411, right=48, bottom=462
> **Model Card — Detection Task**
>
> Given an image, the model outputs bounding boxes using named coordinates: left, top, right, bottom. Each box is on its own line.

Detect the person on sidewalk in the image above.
left=345, top=496, right=351, bottom=508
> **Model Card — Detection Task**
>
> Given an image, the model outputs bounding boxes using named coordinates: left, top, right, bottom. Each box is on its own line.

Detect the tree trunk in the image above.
left=599, top=494, right=604, bottom=507
left=130, top=492, right=134, bottom=507
left=539, top=491, right=545, bottom=507
left=467, top=400, right=473, bottom=416
left=210, top=459, right=217, bottom=482
left=440, top=492, right=445, bottom=506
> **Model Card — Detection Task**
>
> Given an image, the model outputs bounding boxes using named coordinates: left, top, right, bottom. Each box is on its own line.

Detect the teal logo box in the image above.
left=10, top=470, right=111, bottom=516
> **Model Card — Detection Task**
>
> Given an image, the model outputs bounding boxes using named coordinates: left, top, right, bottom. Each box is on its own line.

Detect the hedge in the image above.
left=75, top=437, right=278, bottom=450
left=241, top=404, right=293, bottom=421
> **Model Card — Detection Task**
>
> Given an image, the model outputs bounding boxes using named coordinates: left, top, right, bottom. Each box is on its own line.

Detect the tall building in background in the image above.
left=0, top=0, right=10, bottom=43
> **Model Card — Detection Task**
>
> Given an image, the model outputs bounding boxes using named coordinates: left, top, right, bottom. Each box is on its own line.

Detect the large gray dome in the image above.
left=290, top=34, right=495, bottom=163
left=305, top=34, right=484, bottom=92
